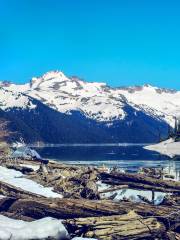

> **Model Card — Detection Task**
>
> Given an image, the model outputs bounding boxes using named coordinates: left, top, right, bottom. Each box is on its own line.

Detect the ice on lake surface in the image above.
left=33, top=144, right=180, bottom=181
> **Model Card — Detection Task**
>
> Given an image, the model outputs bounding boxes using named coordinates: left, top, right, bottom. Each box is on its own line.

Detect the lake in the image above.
left=34, top=144, right=180, bottom=180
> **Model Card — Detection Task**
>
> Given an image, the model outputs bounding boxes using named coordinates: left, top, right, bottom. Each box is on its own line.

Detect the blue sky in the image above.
left=1, top=0, right=180, bottom=89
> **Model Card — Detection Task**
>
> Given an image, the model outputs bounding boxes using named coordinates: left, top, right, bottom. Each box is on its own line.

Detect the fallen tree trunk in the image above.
left=5, top=164, right=34, bottom=174
left=0, top=181, right=44, bottom=199
left=99, top=185, right=128, bottom=194
left=64, top=211, right=166, bottom=240
left=0, top=197, right=126, bottom=220
left=48, top=160, right=79, bottom=171
left=100, top=172, right=180, bottom=193
left=162, top=194, right=180, bottom=206
left=0, top=197, right=179, bottom=222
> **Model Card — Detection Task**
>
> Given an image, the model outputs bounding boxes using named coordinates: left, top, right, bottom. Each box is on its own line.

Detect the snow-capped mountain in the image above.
left=2, top=70, right=179, bottom=126
left=0, top=70, right=178, bottom=143
left=3, top=71, right=126, bottom=122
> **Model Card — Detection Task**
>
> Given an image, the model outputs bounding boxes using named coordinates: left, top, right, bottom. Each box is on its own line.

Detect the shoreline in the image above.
left=144, top=138, right=180, bottom=158
left=0, top=155, right=179, bottom=239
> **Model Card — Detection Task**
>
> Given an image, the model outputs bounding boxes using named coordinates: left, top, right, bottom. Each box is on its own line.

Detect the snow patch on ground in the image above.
left=97, top=181, right=167, bottom=205
left=0, top=215, right=69, bottom=240
left=12, top=147, right=41, bottom=159
left=144, top=138, right=180, bottom=158
left=0, top=195, right=6, bottom=199
left=0, top=166, right=62, bottom=198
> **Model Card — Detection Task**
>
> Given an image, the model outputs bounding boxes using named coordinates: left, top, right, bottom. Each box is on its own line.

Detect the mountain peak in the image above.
left=30, top=70, right=69, bottom=89
left=143, top=84, right=154, bottom=88
left=0, top=80, right=13, bottom=87
left=41, top=70, right=67, bottom=81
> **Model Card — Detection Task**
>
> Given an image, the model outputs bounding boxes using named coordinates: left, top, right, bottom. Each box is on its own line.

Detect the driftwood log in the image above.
left=100, top=172, right=180, bottom=193
left=99, top=185, right=128, bottom=194
left=0, top=196, right=179, bottom=223
left=0, top=181, right=44, bottom=199
left=162, top=194, right=180, bottom=206
left=5, top=164, right=34, bottom=174
left=64, top=211, right=166, bottom=240
left=0, top=197, right=127, bottom=220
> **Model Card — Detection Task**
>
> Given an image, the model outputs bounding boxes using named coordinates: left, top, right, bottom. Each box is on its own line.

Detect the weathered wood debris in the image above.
left=0, top=156, right=179, bottom=239
left=64, top=211, right=166, bottom=240
left=100, top=171, right=180, bottom=193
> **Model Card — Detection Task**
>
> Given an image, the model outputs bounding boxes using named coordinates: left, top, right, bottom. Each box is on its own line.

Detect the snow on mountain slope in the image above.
left=27, top=71, right=127, bottom=121
left=2, top=71, right=126, bottom=122
left=117, top=85, right=180, bottom=126
left=0, top=88, right=36, bottom=110
left=0, top=71, right=179, bottom=126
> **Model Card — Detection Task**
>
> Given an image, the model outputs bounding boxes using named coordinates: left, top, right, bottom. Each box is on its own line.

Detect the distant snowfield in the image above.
left=118, top=84, right=180, bottom=126
left=0, top=166, right=62, bottom=198
left=144, top=138, right=180, bottom=158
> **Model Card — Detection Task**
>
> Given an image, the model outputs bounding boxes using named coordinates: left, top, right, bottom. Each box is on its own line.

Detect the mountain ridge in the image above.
left=0, top=70, right=178, bottom=143
left=1, top=70, right=179, bottom=125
